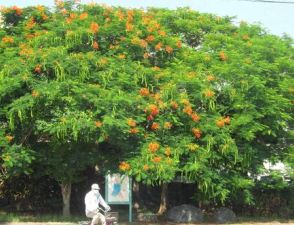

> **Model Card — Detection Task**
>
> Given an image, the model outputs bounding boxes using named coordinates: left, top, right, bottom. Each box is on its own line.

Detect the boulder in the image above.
left=167, top=204, right=203, bottom=223
left=213, top=207, right=236, bottom=223
left=278, top=207, right=292, bottom=218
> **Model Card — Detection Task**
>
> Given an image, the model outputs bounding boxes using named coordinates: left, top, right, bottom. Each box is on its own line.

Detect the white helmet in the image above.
left=91, top=183, right=100, bottom=190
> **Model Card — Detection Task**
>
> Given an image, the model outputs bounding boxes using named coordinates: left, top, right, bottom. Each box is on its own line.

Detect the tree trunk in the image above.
left=133, top=181, right=141, bottom=212
left=60, top=182, right=71, bottom=217
left=157, top=183, right=168, bottom=215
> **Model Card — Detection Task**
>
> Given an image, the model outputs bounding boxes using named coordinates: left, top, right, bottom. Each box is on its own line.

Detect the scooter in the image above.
left=100, top=207, right=118, bottom=225
left=79, top=208, right=118, bottom=225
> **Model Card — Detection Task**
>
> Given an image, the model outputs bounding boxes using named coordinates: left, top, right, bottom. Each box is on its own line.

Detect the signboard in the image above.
left=105, top=173, right=132, bottom=222
left=106, top=173, right=130, bottom=204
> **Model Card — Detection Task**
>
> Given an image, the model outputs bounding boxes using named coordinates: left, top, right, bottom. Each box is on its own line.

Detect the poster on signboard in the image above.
left=106, top=173, right=130, bottom=204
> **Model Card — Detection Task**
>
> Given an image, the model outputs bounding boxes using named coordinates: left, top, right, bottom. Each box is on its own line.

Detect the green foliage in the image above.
left=0, top=0, right=293, bottom=208
left=0, top=129, right=35, bottom=179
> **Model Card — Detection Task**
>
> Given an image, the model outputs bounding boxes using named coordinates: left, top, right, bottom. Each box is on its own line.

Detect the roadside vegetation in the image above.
left=0, top=0, right=293, bottom=221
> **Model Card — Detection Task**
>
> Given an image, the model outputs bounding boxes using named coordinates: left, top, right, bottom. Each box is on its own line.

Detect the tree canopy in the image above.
left=0, top=0, right=293, bottom=215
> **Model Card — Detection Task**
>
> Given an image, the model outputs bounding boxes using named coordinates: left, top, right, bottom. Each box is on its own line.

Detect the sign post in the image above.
left=105, top=173, right=132, bottom=222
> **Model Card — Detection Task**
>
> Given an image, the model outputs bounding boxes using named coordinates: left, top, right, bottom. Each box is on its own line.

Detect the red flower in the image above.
left=151, top=122, right=160, bottom=130
left=80, top=13, right=88, bottom=20
left=32, top=90, right=40, bottom=97
left=155, top=42, right=163, bottom=51
left=149, top=104, right=159, bottom=116
left=192, top=128, right=202, bottom=139
left=146, top=35, right=155, bottom=43
left=90, top=22, right=99, bottom=33
left=34, top=65, right=42, bottom=73
left=129, top=128, right=139, bottom=134
left=183, top=106, right=193, bottom=115
left=204, top=89, right=215, bottom=98
left=207, top=75, right=215, bottom=82
left=126, top=22, right=133, bottom=32
left=143, top=164, right=149, bottom=171
left=95, top=121, right=102, bottom=127
left=191, top=113, right=200, bottom=122
left=147, top=115, right=154, bottom=121
left=219, top=51, right=228, bottom=61
left=216, top=119, right=225, bottom=128
left=158, top=30, right=166, bottom=36
left=170, top=101, right=178, bottom=109
left=165, top=46, right=173, bottom=54
left=11, top=6, right=22, bottom=16
left=152, top=156, right=162, bottom=163
left=2, top=37, right=14, bottom=44
left=224, top=116, right=231, bottom=124
left=119, top=161, right=130, bottom=171
left=93, top=41, right=99, bottom=50
left=139, top=88, right=149, bottom=96
left=118, top=54, right=126, bottom=59
left=148, top=142, right=160, bottom=153
left=127, top=118, right=136, bottom=127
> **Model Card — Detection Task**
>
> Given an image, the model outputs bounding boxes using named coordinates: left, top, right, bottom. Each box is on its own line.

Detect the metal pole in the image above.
left=129, top=177, right=132, bottom=222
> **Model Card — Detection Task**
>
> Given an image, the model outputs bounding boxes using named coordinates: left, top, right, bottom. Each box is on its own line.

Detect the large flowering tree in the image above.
left=0, top=0, right=293, bottom=215
left=118, top=8, right=294, bottom=212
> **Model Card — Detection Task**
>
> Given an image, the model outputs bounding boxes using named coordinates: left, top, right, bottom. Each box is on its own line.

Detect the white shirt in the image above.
left=84, top=190, right=109, bottom=215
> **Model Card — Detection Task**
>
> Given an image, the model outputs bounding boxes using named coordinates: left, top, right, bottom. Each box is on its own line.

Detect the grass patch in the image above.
left=0, top=211, right=84, bottom=223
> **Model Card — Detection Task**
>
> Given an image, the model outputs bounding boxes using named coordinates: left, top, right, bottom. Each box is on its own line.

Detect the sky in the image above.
left=0, top=0, right=293, bottom=38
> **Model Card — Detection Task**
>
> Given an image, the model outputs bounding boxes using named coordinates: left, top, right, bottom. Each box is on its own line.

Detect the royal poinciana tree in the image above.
left=0, top=0, right=293, bottom=216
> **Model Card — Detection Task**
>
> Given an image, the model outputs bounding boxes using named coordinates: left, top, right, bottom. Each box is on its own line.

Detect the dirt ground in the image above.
left=1, top=222, right=294, bottom=225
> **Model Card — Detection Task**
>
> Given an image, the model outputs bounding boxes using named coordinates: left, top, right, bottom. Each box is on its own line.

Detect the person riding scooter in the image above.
left=84, top=184, right=111, bottom=225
